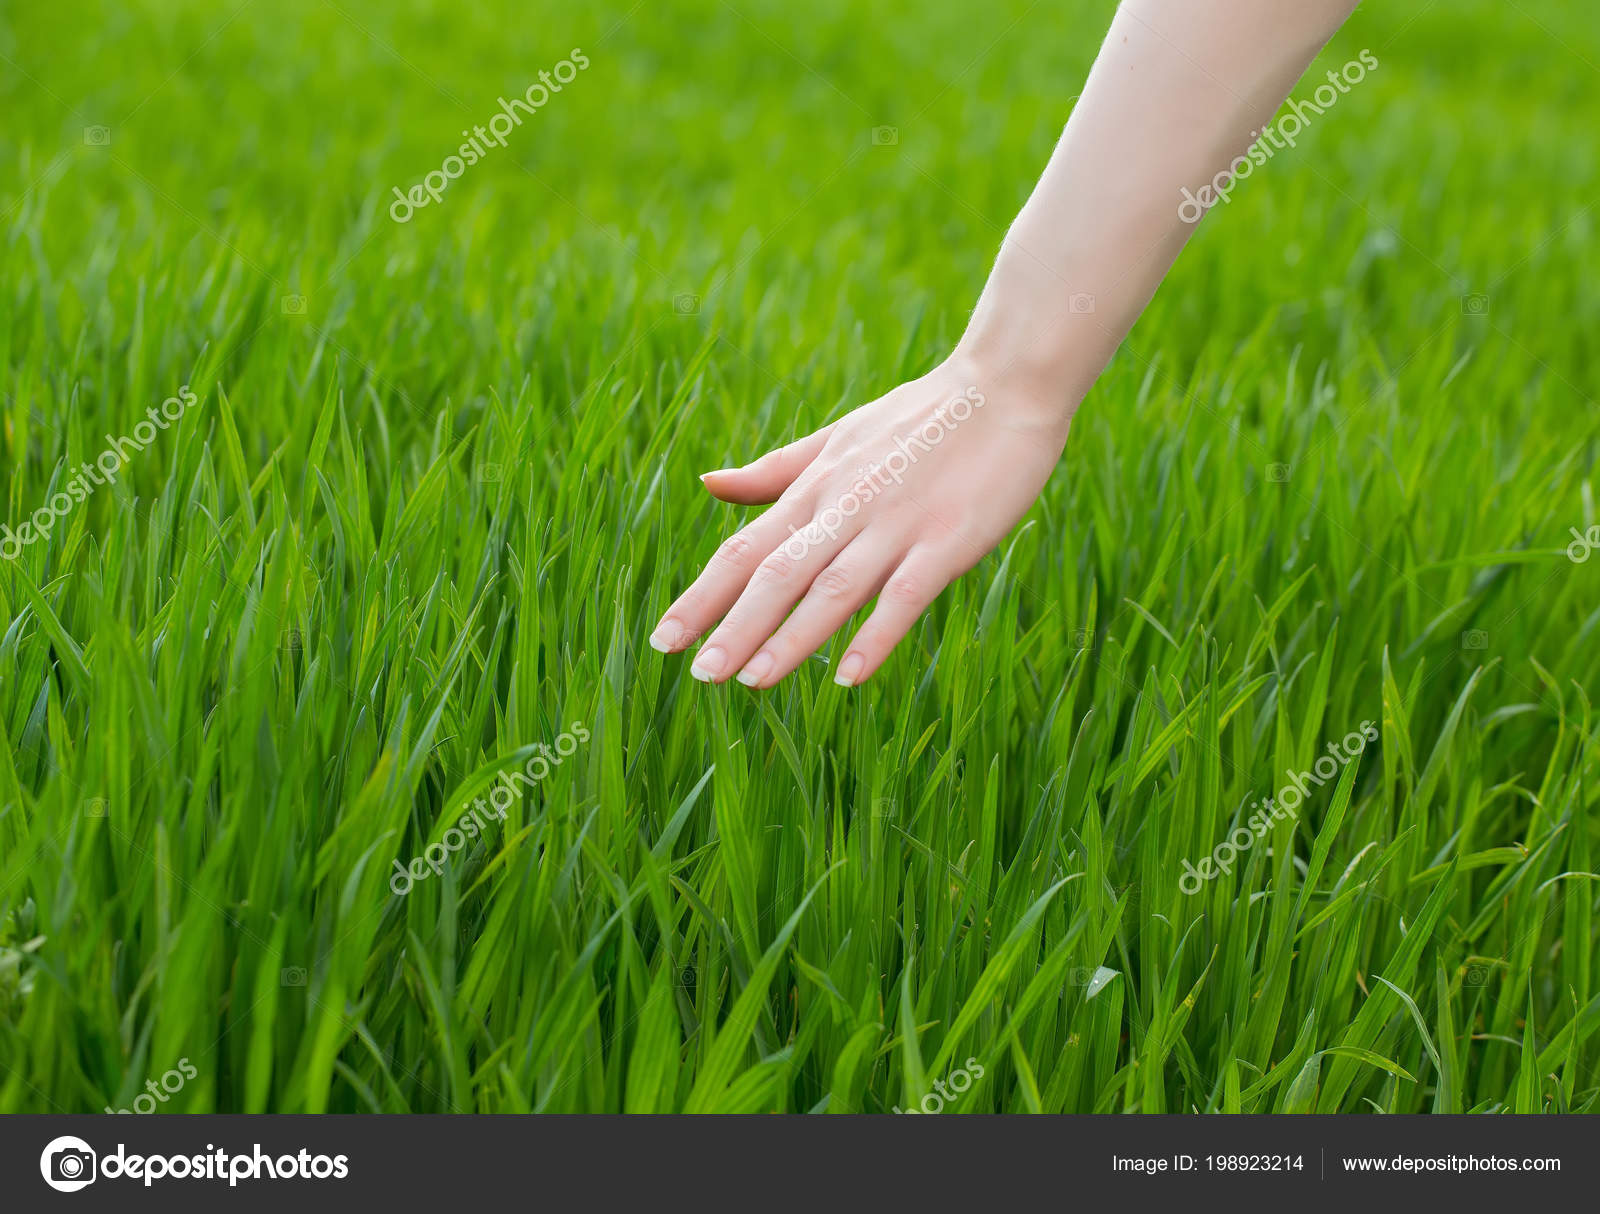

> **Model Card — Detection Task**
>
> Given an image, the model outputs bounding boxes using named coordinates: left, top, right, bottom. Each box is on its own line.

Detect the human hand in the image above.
left=648, top=358, right=1069, bottom=688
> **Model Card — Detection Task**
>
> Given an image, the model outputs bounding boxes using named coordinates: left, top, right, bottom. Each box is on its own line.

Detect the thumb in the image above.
left=699, top=424, right=835, bottom=505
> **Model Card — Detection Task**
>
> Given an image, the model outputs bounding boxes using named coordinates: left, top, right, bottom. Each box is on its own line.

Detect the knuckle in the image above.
left=712, top=532, right=755, bottom=568
left=755, top=551, right=796, bottom=584
left=883, top=570, right=926, bottom=605
left=812, top=566, right=854, bottom=600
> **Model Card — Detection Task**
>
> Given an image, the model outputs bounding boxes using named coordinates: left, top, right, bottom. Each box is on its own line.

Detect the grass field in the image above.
left=3, top=0, right=1599, bottom=1114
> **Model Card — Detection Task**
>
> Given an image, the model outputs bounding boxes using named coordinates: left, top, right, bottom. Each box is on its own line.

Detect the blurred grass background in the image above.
left=2, top=0, right=1598, bottom=1112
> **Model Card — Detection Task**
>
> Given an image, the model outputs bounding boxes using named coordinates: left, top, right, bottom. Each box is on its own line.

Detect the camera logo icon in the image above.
left=281, top=966, right=308, bottom=987
left=673, top=293, right=700, bottom=315
left=1460, top=293, right=1490, bottom=316
left=1068, top=292, right=1096, bottom=314
left=281, top=294, right=307, bottom=315
left=1266, top=462, right=1291, bottom=482
left=1461, top=629, right=1489, bottom=650
left=477, top=463, right=504, bottom=482
left=870, top=126, right=899, bottom=146
left=40, top=1136, right=97, bottom=1192
left=84, top=797, right=108, bottom=818
left=83, top=125, right=111, bottom=146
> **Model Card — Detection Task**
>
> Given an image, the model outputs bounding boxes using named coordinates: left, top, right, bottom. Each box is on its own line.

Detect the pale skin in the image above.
left=651, top=0, right=1365, bottom=688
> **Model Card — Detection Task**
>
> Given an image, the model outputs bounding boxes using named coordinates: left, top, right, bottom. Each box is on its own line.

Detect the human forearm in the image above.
left=955, top=0, right=1364, bottom=415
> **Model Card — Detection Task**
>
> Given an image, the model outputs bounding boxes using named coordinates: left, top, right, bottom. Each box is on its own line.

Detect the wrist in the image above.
left=951, top=241, right=1122, bottom=422
left=935, top=344, right=1076, bottom=443
left=948, top=329, right=1078, bottom=411
left=947, top=324, right=1094, bottom=435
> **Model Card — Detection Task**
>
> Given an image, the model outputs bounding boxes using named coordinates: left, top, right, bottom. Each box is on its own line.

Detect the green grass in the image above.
left=2, top=0, right=1598, bottom=1113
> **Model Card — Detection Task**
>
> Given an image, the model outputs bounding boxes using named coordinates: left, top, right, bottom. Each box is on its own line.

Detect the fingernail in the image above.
left=690, top=646, right=725, bottom=682
left=737, top=651, right=775, bottom=687
left=834, top=653, right=865, bottom=687
left=649, top=619, right=684, bottom=652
